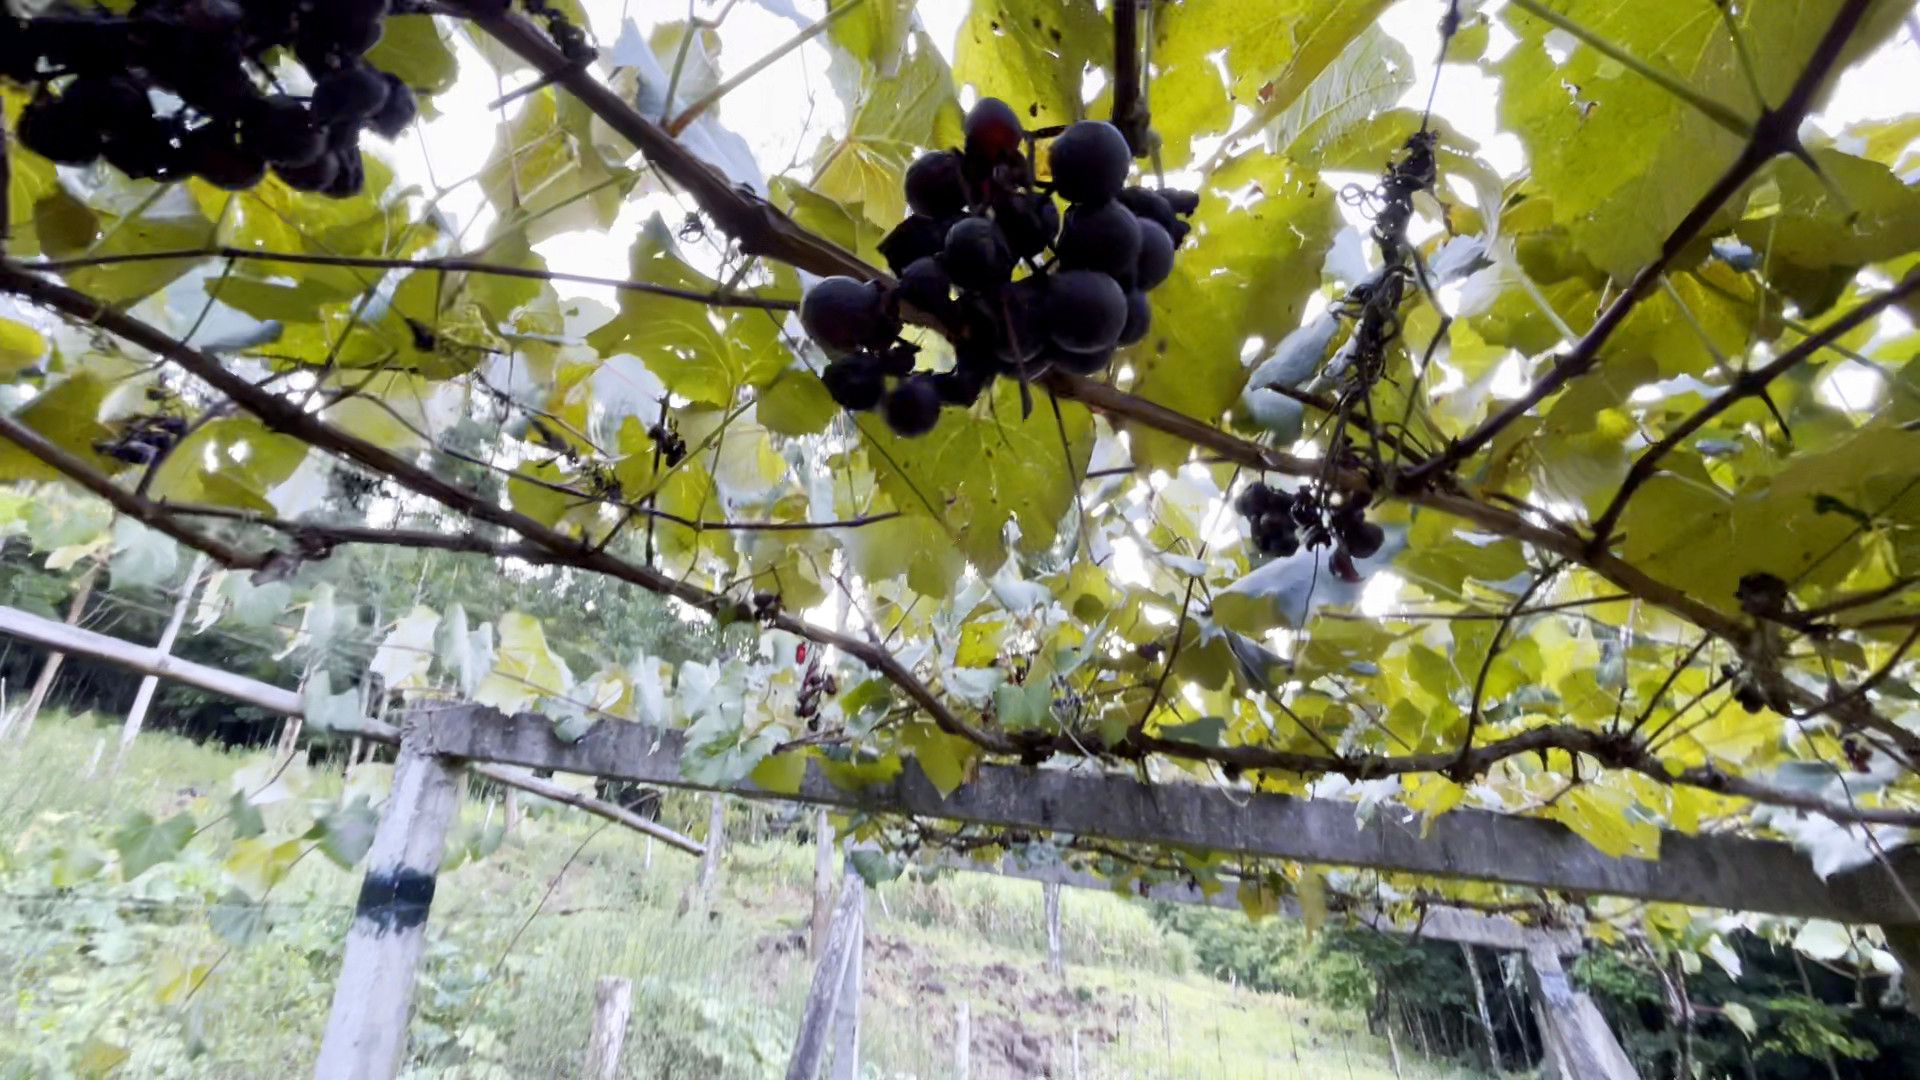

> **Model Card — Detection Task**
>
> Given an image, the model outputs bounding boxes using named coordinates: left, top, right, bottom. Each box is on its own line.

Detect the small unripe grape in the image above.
left=905, top=150, right=970, bottom=217
left=1043, top=270, right=1128, bottom=354
left=942, top=217, right=1014, bottom=291
left=1057, top=199, right=1141, bottom=276
left=884, top=373, right=944, bottom=437
left=1047, top=120, right=1131, bottom=204
left=801, top=276, right=895, bottom=354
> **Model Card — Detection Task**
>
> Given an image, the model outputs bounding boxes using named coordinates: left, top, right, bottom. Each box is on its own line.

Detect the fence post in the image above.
left=112, top=554, right=208, bottom=774
left=786, top=867, right=865, bottom=1080
left=828, top=890, right=863, bottom=1080
left=313, top=719, right=464, bottom=1080
left=3, top=559, right=99, bottom=741
left=1525, top=947, right=1637, bottom=1080
left=812, top=808, right=835, bottom=955
left=1461, top=942, right=1499, bottom=1072
left=582, top=976, right=635, bottom=1080
left=1044, top=879, right=1064, bottom=976
left=955, top=1001, right=970, bottom=1080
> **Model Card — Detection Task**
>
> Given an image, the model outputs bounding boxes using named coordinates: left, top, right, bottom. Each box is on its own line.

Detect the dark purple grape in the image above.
left=993, top=276, right=1050, bottom=368
left=877, top=341, right=919, bottom=377
left=1256, top=524, right=1300, bottom=558
left=1235, top=484, right=1282, bottom=518
left=312, top=63, right=390, bottom=125
left=884, top=373, right=943, bottom=436
left=321, top=146, right=365, bottom=197
left=822, top=354, right=886, bottom=411
left=897, top=256, right=954, bottom=318
left=244, top=95, right=327, bottom=167
left=367, top=74, right=416, bottom=138
left=905, top=150, right=969, bottom=217
left=1118, top=186, right=1177, bottom=234
left=1342, top=520, right=1385, bottom=560
left=1117, top=289, right=1151, bottom=347
left=993, top=190, right=1059, bottom=260
left=801, top=276, right=895, bottom=354
left=1043, top=270, right=1128, bottom=354
left=17, top=96, right=102, bottom=165
left=934, top=364, right=991, bottom=407
left=1047, top=343, right=1112, bottom=376
left=1048, top=120, right=1131, bottom=204
left=1161, top=189, right=1201, bottom=216
left=963, top=97, right=1023, bottom=165
left=942, top=217, right=1014, bottom=290
left=101, top=115, right=185, bottom=181
left=275, top=149, right=342, bottom=192
left=879, top=215, right=949, bottom=275
left=1057, top=199, right=1141, bottom=276
left=188, top=124, right=267, bottom=190
left=1135, top=219, right=1174, bottom=290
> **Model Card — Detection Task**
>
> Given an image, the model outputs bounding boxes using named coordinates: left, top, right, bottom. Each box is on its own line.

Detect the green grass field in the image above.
left=0, top=717, right=1491, bottom=1078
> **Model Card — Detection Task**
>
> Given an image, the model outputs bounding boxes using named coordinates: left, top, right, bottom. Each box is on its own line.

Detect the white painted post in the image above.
left=313, top=721, right=465, bottom=1080
left=828, top=898, right=863, bottom=1080
left=1044, top=879, right=1064, bottom=976
left=4, top=560, right=100, bottom=741
left=80, top=735, right=105, bottom=780
left=955, top=1001, right=970, bottom=1080
left=582, top=976, right=634, bottom=1080
left=112, top=554, right=208, bottom=773
left=786, top=869, right=865, bottom=1080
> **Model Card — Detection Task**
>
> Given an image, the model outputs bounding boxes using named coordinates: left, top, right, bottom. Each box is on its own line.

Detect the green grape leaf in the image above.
left=310, top=796, right=381, bottom=869
left=1127, top=152, right=1338, bottom=469
left=954, top=1, right=1109, bottom=130
left=813, top=32, right=964, bottom=227
left=112, top=810, right=196, bottom=881
left=865, top=378, right=1092, bottom=572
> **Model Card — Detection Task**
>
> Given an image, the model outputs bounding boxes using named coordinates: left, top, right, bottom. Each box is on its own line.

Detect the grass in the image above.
left=0, top=717, right=1492, bottom=1078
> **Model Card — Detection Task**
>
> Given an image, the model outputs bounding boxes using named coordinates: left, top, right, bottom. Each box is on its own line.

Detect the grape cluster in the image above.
left=95, top=413, right=187, bottom=465
left=1234, top=482, right=1384, bottom=581
left=4, top=0, right=418, bottom=197
left=799, top=98, right=1199, bottom=437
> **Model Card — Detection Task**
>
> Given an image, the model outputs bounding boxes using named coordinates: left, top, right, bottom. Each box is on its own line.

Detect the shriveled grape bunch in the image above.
left=1235, top=482, right=1384, bottom=582
left=1, top=0, right=419, bottom=196
left=798, top=98, right=1199, bottom=437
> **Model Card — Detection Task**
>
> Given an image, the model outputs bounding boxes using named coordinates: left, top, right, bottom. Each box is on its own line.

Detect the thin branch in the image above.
left=450, top=0, right=879, bottom=282
left=18, top=248, right=797, bottom=311
left=1109, top=0, right=1150, bottom=156
left=663, top=0, right=866, bottom=137
left=1453, top=561, right=1564, bottom=777
left=1588, top=269, right=1920, bottom=549
left=1409, top=0, right=1877, bottom=481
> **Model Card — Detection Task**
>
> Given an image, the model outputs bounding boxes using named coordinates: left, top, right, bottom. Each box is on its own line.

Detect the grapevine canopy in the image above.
left=4, top=0, right=1920, bottom=953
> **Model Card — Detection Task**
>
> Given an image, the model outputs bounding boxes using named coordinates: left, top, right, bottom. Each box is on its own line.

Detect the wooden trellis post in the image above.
left=313, top=719, right=465, bottom=1080
left=582, top=976, right=634, bottom=1080
left=829, top=898, right=863, bottom=1080
left=1044, top=880, right=1064, bottom=976
left=786, top=867, right=865, bottom=1080
left=1526, top=947, right=1638, bottom=1080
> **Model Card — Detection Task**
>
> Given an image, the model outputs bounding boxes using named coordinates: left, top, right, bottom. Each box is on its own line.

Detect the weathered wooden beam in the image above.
left=1526, top=948, right=1640, bottom=1080
left=416, top=704, right=1920, bottom=926
left=0, top=605, right=705, bottom=855
left=937, top=855, right=1584, bottom=954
